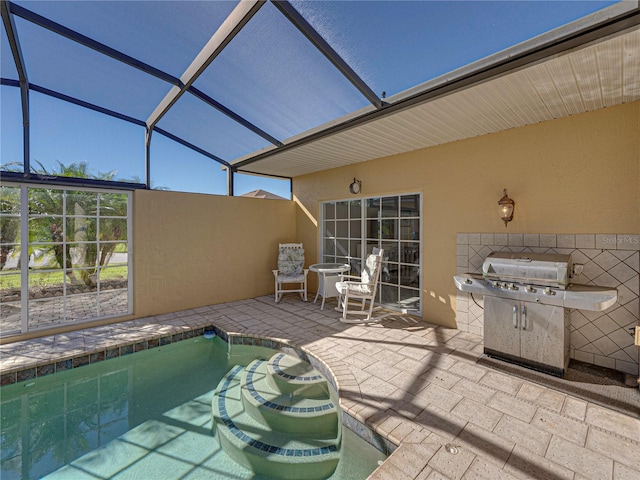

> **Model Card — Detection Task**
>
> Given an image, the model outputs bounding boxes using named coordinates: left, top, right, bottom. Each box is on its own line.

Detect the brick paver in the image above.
left=1, top=295, right=639, bottom=480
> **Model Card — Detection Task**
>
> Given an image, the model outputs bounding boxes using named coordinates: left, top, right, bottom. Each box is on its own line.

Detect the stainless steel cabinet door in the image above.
left=519, top=302, right=566, bottom=370
left=484, top=296, right=521, bottom=358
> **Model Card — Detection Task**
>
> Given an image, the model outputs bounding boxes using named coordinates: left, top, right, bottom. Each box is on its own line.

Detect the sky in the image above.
left=0, top=86, right=292, bottom=198
left=1, top=0, right=621, bottom=199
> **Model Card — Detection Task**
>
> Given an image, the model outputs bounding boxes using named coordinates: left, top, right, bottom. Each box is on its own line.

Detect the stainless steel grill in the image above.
left=482, top=252, right=572, bottom=289
left=454, top=251, right=617, bottom=376
left=455, top=252, right=617, bottom=311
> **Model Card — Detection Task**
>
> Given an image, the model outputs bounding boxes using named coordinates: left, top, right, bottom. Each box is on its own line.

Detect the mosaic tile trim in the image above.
left=0, top=313, right=387, bottom=455
left=456, top=233, right=640, bottom=376
left=231, top=338, right=339, bottom=392
left=0, top=325, right=216, bottom=386
left=226, top=336, right=386, bottom=453
left=246, top=359, right=334, bottom=413
left=217, top=366, right=338, bottom=456
left=271, top=353, right=324, bottom=382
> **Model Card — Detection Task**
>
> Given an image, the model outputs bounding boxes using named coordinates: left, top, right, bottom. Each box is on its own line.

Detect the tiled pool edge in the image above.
left=0, top=324, right=213, bottom=386
left=0, top=317, right=398, bottom=457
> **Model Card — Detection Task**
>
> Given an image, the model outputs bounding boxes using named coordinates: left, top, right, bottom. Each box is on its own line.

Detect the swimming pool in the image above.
left=0, top=335, right=386, bottom=479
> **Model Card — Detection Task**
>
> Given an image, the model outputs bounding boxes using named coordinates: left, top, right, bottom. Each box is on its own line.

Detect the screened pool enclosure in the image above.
left=2, top=1, right=639, bottom=336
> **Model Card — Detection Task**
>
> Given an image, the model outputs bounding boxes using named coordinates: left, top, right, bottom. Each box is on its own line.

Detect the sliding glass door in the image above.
left=321, top=193, right=421, bottom=314
left=0, top=183, right=132, bottom=336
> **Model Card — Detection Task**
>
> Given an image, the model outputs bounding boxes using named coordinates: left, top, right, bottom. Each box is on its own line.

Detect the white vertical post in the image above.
left=19, top=186, right=28, bottom=332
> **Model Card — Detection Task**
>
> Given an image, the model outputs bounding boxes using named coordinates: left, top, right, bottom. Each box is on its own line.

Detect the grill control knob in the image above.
left=543, top=287, right=554, bottom=295
left=525, top=285, right=535, bottom=293
left=464, top=278, right=472, bottom=285
left=509, top=283, right=518, bottom=290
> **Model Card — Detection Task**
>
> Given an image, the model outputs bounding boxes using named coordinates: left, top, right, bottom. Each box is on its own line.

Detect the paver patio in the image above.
left=1, top=295, right=638, bottom=480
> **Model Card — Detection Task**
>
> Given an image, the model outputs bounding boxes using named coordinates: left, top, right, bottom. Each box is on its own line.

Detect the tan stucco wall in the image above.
left=132, top=190, right=296, bottom=317
left=293, top=101, right=640, bottom=328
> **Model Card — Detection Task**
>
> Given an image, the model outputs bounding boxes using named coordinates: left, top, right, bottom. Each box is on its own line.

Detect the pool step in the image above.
left=266, top=352, right=330, bottom=399
left=243, top=358, right=339, bottom=435
left=212, top=353, right=341, bottom=480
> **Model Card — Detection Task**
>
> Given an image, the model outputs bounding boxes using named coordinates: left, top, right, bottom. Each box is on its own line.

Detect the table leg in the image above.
left=319, top=272, right=327, bottom=310
left=320, top=273, right=343, bottom=310
left=313, top=272, right=324, bottom=305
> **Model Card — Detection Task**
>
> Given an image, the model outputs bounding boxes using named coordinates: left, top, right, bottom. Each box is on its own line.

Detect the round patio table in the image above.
left=309, top=263, right=351, bottom=310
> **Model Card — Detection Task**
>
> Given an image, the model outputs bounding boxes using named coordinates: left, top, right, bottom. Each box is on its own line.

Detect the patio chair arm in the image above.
left=338, top=274, right=362, bottom=281
left=340, top=280, right=371, bottom=286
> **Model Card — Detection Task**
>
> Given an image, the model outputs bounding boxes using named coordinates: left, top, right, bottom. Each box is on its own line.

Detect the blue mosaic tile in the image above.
left=72, top=355, right=90, bottom=368
left=17, top=368, right=36, bottom=382
left=245, top=360, right=334, bottom=414
left=270, top=353, right=324, bottom=382
left=120, top=344, right=134, bottom=356
left=105, top=348, right=120, bottom=360
left=212, top=327, right=227, bottom=341
left=0, top=372, right=16, bottom=386
left=159, top=336, right=171, bottom=346
left=89, top=351, right=105, bottom=363
left=55, top=359, right=73, bottom=372
left=215, top=364, right=337, bottom=458
left=36, top=363, right=55, bottom=377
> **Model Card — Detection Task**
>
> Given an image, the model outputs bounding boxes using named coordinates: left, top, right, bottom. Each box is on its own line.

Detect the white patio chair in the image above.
left=272, top=243, right=309, bottom=303
left=335, top=248, right=384, bottom=323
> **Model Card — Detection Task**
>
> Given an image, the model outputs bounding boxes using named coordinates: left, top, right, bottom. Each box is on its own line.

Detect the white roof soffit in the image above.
left=232, top=3, right=640, bottom=179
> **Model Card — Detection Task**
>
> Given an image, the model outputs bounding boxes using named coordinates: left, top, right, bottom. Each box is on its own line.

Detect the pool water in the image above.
left=0, top=336, right=386, bottom=479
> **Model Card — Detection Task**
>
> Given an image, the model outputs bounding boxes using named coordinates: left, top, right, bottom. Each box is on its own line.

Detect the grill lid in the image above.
left=482, top=251, right=572, bottom=288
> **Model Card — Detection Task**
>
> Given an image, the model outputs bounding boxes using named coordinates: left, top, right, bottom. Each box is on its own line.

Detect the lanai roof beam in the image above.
left=8, top=2, right=182, bottom=87
left=2, top=0, right=30, bottom=174
left=272, top=0, right=383, bottom=109
left=146, top=0, right=266, bottom=132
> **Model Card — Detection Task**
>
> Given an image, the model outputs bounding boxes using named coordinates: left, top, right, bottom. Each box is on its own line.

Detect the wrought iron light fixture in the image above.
left=349, top=178, right=361, bottom=194
left=498, top=189, right=515, bottom=227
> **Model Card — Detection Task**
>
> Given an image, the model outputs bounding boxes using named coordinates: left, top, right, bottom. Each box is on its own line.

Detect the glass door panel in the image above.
left=321, top=193, right=421, bottom=315
left=1, top=184, right=131, bottom=337
left=1, top=185, right=22, bottom=335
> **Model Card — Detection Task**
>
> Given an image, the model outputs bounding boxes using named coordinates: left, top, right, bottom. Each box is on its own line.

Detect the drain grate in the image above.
left=444, top=444, right=460, bottom=455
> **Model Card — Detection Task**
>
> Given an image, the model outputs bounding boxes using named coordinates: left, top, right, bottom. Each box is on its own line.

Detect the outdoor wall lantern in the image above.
left=349, top=178, right=362, bottom=194
left=498, top=189, right=515, bottom=227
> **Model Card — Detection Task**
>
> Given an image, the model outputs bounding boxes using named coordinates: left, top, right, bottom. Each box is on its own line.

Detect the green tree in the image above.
left=6, top=161, right=127, bottom=286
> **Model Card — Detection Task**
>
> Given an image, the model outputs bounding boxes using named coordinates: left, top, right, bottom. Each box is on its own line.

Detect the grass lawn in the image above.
left=0, top=266, right=128, bottom=290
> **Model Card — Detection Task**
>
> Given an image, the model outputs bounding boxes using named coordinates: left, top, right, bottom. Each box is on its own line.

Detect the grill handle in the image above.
left=513, top=305, right=518, bottom=328
left=521, top=305, right=527, bottom=330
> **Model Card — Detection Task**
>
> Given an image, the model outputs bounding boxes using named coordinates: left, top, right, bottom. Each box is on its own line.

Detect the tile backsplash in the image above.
left=455, top=233, right=639, bottom=376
